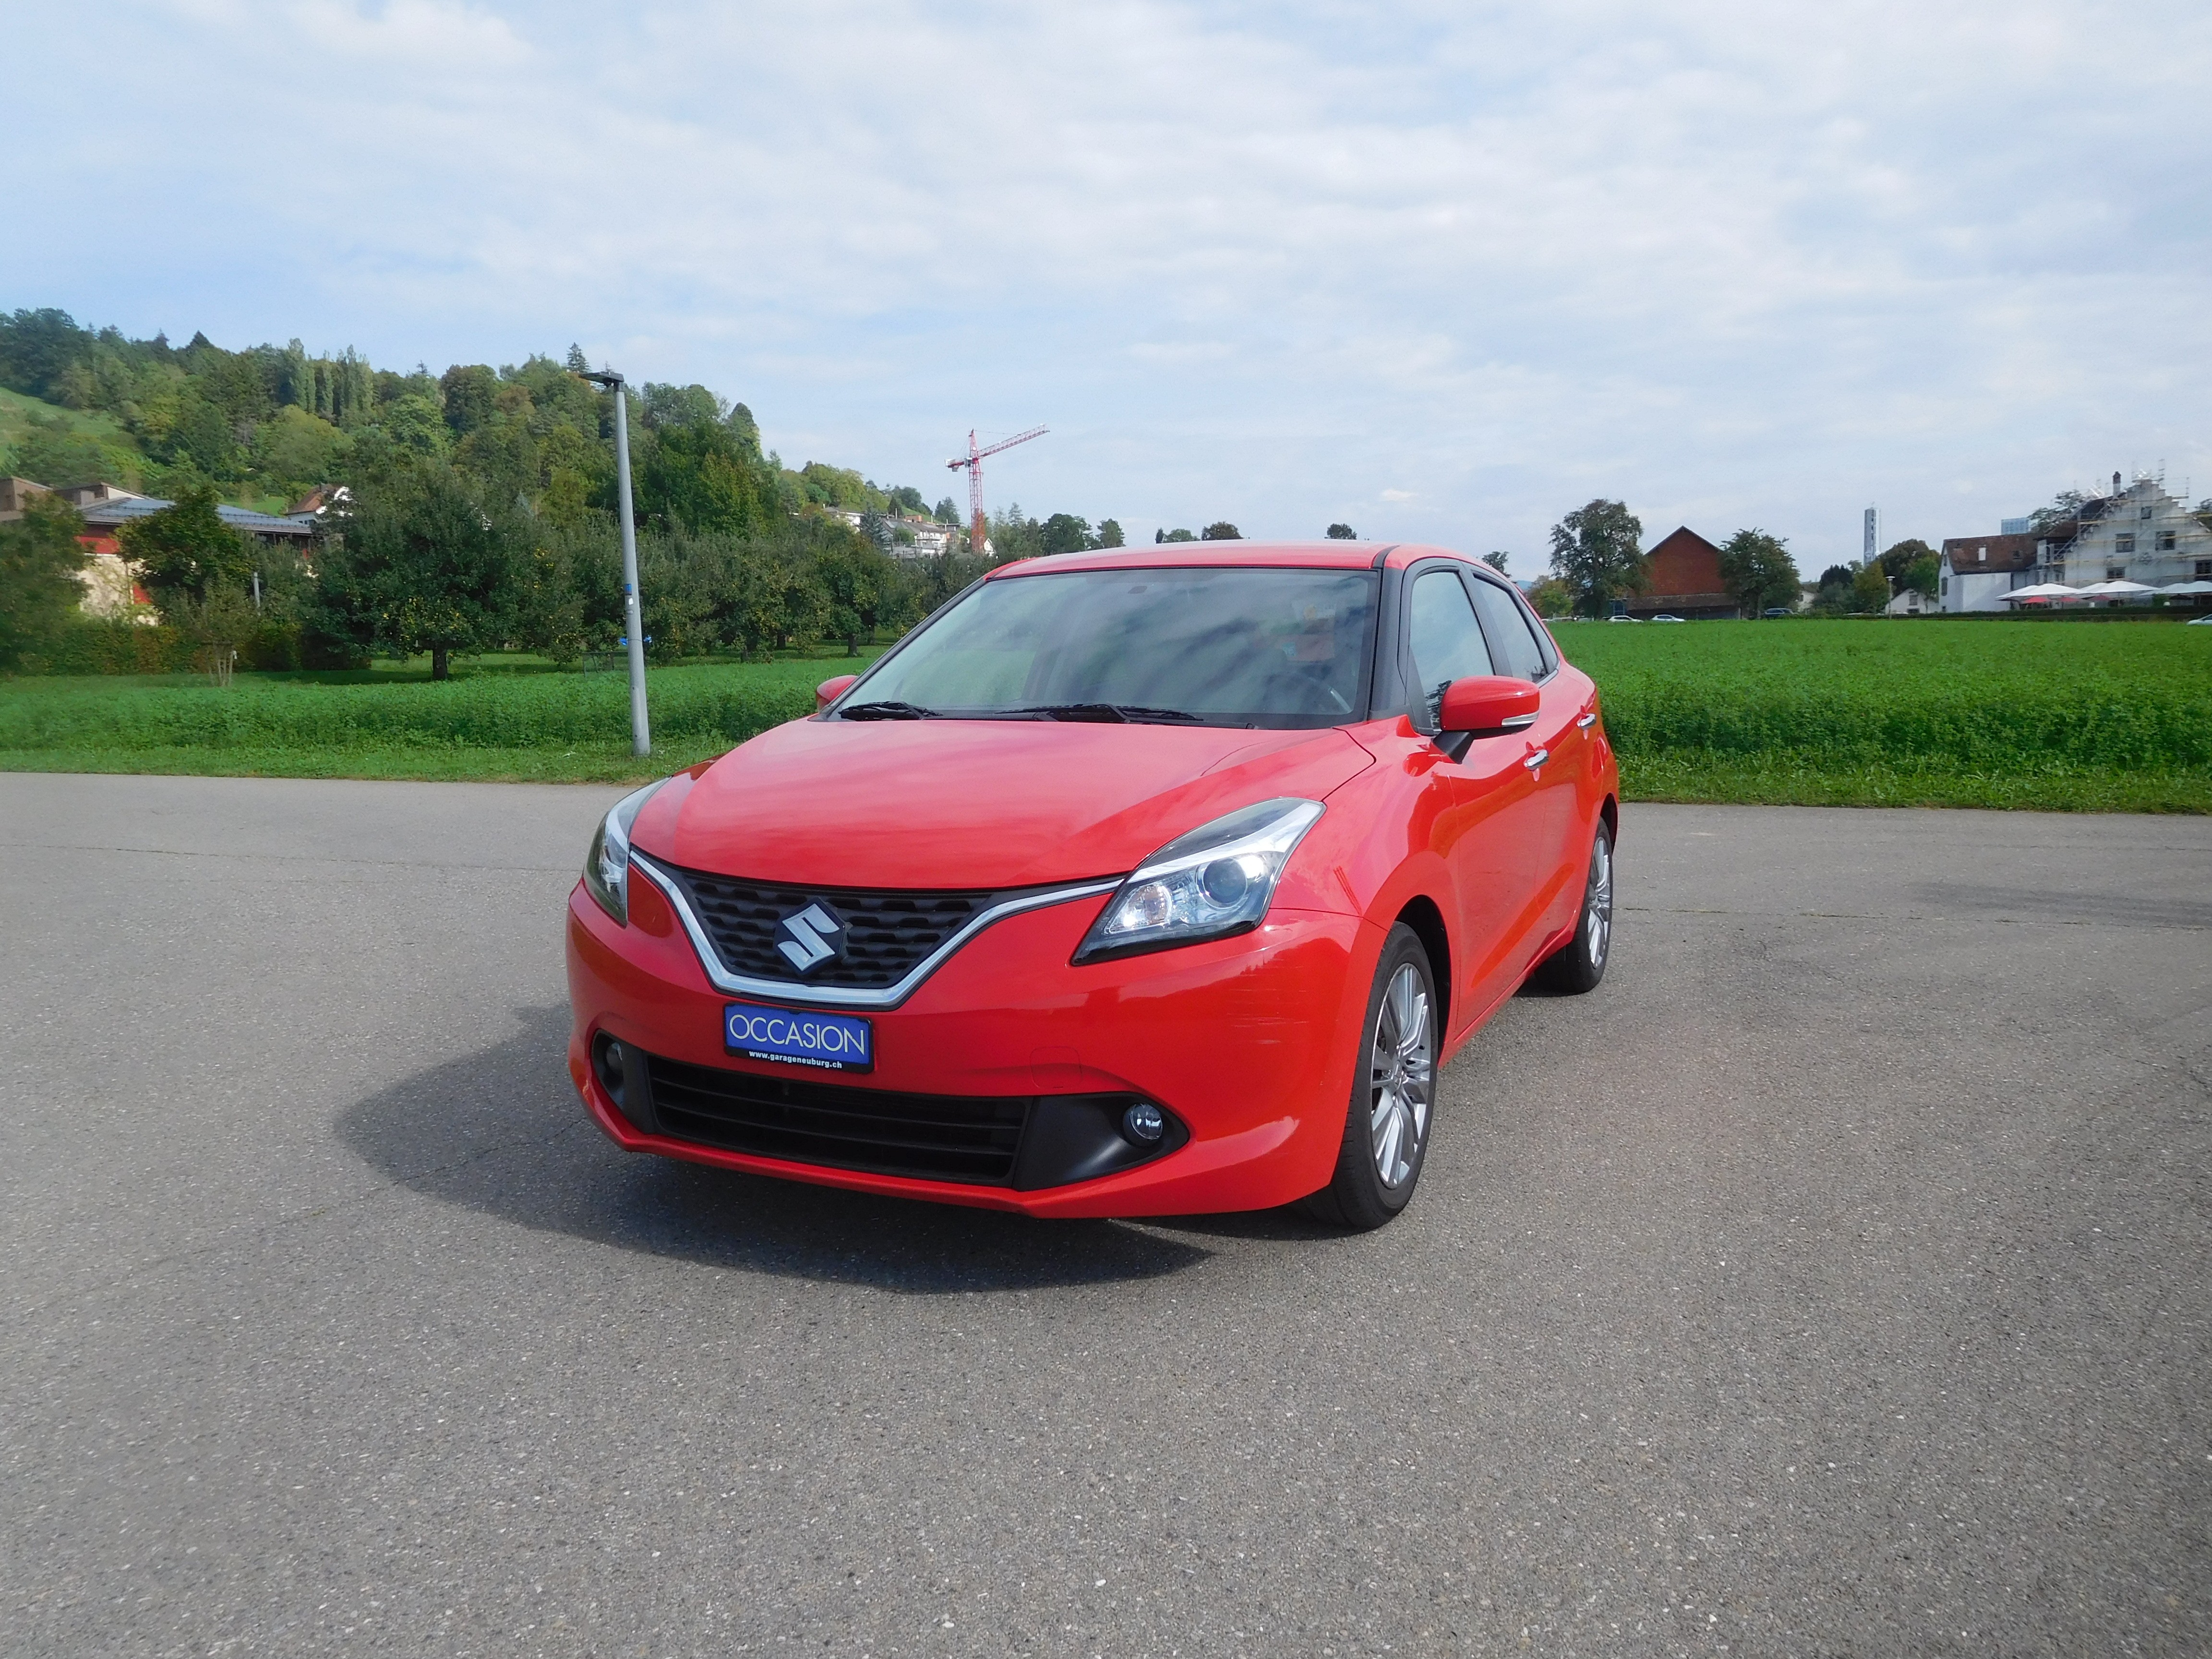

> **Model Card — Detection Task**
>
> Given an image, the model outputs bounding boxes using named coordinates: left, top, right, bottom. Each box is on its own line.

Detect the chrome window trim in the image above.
left=628, top=851, right=1120, bottom=1010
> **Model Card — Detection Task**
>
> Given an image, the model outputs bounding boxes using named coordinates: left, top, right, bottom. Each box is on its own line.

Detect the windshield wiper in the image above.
left=838, top=700, right=938, bottom=720
left=1006, top=703, right=1211, bottom=725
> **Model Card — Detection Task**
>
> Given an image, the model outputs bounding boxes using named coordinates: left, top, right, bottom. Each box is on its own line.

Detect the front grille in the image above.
left=645, top=1053, right=1030, bottom=1184
left=654, top=865, right=1019, bottom=989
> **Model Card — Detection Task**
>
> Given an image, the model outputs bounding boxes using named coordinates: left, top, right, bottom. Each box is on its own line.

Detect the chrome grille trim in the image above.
left=628, top=851, right=1119, bottom=1010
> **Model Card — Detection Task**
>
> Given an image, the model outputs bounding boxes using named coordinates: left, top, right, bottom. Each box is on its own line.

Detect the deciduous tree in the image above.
left=0, top=493, right=92, bottom=670
left=118, top=483, right=254, bottom=606
left=1717, top=529, right=1801, bottom=617
left=312, top=466, right=523, bottom=679
left=1851, top=564, right=1892, bottom=613
left=1548, top=500, right=1645, bottom=617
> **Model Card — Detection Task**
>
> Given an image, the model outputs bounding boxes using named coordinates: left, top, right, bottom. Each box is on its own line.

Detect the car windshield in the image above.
left=845, top=566, right=1379, bottom=729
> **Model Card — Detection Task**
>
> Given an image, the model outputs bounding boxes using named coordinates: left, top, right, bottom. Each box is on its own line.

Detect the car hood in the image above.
left=643, top=718, right=1374, bottom=890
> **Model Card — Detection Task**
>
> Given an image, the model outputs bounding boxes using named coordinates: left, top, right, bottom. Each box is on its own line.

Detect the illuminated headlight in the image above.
left=1073, top=797, right=1324, bottom=964
left=581, top=781, right=668, bottom=926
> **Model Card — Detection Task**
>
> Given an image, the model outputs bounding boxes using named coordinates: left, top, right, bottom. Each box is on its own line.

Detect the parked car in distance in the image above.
left=1606, top=614, right=1640, bottom=623
left=1763, top=607, right=1794, bottom=618
left=1650, top=613, right=1684, bottom=623
left=567, top=542, right=1619, bottom=1230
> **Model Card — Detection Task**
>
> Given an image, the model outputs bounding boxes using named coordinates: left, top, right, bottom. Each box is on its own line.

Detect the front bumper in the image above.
left=565, top=869, right=1376, bottom=1217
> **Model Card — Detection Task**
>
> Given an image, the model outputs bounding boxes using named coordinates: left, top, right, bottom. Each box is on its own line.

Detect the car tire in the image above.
left=1532, top=819, right=1613, bottom=994
left=1300, top=923, right=1438, bottom=1231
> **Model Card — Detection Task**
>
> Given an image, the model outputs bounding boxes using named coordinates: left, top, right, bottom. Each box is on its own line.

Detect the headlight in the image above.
left=581, top=780, right=668, bottom=926
left=1073, top=797, right=1324, bottom=964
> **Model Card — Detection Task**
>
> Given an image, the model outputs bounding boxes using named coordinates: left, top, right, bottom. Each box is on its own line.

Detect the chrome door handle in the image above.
left=1522, top=748, right=1550, bottom=770
left=1576, top=712, right=1597, bottom=729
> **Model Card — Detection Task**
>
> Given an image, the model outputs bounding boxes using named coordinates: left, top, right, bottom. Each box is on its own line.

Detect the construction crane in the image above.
left=947, top=425, right=1046, bottom=555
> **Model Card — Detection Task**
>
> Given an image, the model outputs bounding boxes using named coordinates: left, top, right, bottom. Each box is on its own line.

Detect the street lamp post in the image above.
left=581, top=368, right=650, bottom=757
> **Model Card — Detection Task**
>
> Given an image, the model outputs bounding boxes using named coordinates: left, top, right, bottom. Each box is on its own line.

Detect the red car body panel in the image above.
left=565, top=542, right=1618, bottom=1216
left=660, top=719, right=1376, bottom=890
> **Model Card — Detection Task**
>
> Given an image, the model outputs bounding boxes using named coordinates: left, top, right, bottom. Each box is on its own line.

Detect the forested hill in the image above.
left=0, top=305, right=966, bottom=537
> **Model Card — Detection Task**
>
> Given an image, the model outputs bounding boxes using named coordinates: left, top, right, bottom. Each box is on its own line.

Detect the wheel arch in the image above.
left=1392, top=893, right=1452, bottom=1039
left=1600, top=793, right=1618, bottom=846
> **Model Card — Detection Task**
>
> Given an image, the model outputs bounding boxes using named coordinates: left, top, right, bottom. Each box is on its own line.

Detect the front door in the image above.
left=1403, top=565, right=1550, bottom=1028
left=1468, top=572, right=1588, bottom=949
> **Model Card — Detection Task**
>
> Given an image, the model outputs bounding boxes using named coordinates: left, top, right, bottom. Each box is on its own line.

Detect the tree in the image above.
left=1810, top=565, right=1856, bottom=615
left=1039, top=513, right=1091, bottom=555
left=1717, top=529, right=1801, bottom=616
left=1094, top=518, right=1125, bottom=548
left=1157, top=528, right=1196, bottom=543
left=816, top=539, right=895, bottom=654
left=118, top=483, right=254, bottom=606
left=933, top=497, right=962, bottom=526
left=2030, top=490, right=2089, bottom=531
left=1851, top=563, right=1892, bottom=613
left=1548, top=499, right=1645, bottom=617
left=250, top=406, right=352, bottom=495
left=0, top=307, right=90, bottom=401
left=1526, top=577, right=1574, bottom=618
left=1875, top=538, right=1935, bottom=586
left=0, top=493, right=91, bottom=670
left=637, top=420, right=765, bottom=537
left=312, top=466, right=524, bottom=678
left=1903, top=554, right=1939, bottom=598
left=1201, top=521, right=1242, bottom=540
left=1325, top=523, right=1358, bottom=540
left=439, top=364, right=500, bottom=435
left=1481, top=551, right=1510, bottom=575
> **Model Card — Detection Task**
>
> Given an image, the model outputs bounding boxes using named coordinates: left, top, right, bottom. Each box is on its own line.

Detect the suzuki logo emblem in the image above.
left=776, top=902, right=846, bottom=973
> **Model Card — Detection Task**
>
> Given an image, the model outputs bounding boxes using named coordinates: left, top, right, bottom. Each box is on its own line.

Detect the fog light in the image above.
left=1121, top=1101, right=1166, bottom=1145
left=593, top=1035, right=628, bottom=1106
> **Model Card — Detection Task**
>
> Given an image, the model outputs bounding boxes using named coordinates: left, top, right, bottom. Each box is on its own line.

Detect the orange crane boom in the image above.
left=947, top=425, right=1047, bottom=556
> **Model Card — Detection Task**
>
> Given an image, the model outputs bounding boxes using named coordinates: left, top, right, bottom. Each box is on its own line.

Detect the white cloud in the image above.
left=8, top=0, right=2209, bottom=562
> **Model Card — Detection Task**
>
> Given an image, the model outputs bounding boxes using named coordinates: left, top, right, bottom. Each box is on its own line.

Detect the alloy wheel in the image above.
left=1587, top=833, right=1613, bottom=969
left=1368, top=962, right=1434, bottom=1189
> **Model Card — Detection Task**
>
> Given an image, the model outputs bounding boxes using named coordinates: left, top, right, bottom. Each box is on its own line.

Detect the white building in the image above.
left=1937, top=533, right=2036, bottom=612
left=2034, top=471, right=2212, bottom=589
left=819, top=506, right=963, bottom=559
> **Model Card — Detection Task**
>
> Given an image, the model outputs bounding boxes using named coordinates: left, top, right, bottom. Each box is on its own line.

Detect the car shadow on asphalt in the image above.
left=334, top=1005, right=1214, bottom=1293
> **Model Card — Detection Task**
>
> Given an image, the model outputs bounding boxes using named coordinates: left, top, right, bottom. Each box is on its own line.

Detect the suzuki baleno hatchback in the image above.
left=566, top=542, right=1618, bottom=1228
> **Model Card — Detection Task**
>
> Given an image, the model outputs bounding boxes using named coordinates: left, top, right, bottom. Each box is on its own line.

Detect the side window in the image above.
left=1468, top=577, right=1548, bottom=683
left=1518, top=589, right=1559, bottom=674
left=1407, top=569, right=1494, bottom=728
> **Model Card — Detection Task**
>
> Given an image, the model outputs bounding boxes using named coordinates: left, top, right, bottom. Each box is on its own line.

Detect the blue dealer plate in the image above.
left=723, top=1001, right=873, bottom=1073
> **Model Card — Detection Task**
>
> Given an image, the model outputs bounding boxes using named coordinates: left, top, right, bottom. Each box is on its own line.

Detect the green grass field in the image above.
left=1555, top=618, right=2212, bottom=812
left=0, top=652, right=873, bottom=783
left=4, top=621, right=2207, bottom=810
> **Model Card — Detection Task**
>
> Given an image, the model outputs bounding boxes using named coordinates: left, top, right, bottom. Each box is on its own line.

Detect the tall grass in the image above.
left=1557, top=619, right=2212, bottom=808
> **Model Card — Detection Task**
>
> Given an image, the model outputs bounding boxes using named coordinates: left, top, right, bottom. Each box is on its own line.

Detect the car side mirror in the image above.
left=816, top=674, right=858, bottom=711
left=1438, top=675, right=1539, bottom=737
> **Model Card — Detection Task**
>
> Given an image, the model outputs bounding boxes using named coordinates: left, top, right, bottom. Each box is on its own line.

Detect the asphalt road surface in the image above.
left=5, top=774, right=2209, bottom=1657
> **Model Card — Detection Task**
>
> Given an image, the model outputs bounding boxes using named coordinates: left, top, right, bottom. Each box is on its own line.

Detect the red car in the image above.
left=566, top=541, right=1617, bottom=1229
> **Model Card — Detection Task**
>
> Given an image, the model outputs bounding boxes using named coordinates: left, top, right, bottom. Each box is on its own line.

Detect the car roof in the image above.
left=986, top=541, right=1478, bottom=577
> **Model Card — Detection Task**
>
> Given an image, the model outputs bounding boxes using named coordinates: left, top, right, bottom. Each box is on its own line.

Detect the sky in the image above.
left=7, top=0, right=2210, bottom=569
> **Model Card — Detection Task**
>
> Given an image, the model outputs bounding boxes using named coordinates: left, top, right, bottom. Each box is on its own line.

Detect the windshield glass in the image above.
left=847, top=566, right=1378, bottom=729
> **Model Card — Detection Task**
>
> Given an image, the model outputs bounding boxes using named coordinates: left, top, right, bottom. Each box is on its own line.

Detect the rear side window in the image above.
left=1407, top=569, right=1495, bottom=727
left=1469, top=577, right=1548, bottom=683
